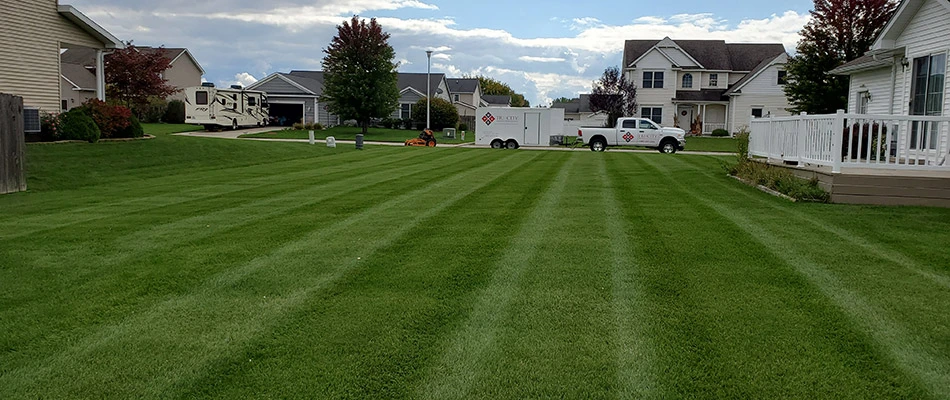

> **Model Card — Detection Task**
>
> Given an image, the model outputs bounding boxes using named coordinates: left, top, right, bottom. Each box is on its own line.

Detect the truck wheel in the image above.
left=590, top=138, right=606, bottom=152
left=659, top=140, right=677, bottom=154
left=491, top=140, right=503, bottom=149
left=505, top=140, right=519, bottom=149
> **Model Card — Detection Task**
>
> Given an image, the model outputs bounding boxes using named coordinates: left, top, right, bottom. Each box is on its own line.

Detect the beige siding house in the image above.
left=446, top=78, right=485, bottom=117
left=0, top=1, right=122, bottom=113
left=622, top=37, right=791, bottom=134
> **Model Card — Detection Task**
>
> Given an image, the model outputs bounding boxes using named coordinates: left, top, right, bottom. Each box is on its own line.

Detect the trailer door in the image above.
left=524, top=112, right=541, bottom=145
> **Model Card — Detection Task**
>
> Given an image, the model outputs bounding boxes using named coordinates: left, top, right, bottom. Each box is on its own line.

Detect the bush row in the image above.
left=726, top=132, right=830, bottom=202
left=40, top=99, right=143, bottom=143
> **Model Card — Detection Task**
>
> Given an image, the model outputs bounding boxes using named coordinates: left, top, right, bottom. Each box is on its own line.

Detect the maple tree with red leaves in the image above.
left=105, top=42, right=178, bottom=114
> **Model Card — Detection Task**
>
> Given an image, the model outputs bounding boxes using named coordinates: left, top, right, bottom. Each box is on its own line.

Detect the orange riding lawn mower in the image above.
left=404, top=129, right=437, bottom=147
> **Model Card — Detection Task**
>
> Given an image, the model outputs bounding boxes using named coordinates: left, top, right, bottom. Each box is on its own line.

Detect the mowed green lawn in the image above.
left=1, top=132, right=949, bottom=399
left=241, top=126, right=475, bottom=144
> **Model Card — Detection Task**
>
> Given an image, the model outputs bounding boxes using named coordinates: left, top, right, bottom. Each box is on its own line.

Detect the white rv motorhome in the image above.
left=475, top=107, right=565, bottom=149
left=184, top=84, right=269, bottom=130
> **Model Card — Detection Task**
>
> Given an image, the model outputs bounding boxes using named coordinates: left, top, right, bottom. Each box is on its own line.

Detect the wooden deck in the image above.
left=756, top=159, right=950, bottom=207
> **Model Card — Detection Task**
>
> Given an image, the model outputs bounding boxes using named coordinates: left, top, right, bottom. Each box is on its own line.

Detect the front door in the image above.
left=676, top=105, right=693, bottom=129
left=524, top=112, right=541, bottom=145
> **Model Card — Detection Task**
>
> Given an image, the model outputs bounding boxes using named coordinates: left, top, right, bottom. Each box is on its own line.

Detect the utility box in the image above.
left=443, top=128, right=456, bottom=139
left=475, top=107, right=564, bottom=149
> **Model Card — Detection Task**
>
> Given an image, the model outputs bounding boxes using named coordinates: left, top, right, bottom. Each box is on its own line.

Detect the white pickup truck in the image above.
left=577, top=118, right=686, bottom=153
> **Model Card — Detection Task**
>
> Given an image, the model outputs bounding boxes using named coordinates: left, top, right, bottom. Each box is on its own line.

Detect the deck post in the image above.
left=831, top=109, right=845, bottom=173
left=798, top=112, right=807, bottom=165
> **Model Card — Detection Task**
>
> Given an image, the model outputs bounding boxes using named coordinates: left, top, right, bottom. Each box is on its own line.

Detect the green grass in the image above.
left=142, top=123, right=204, bottom=136
left=241, top=126, right=475, bottom=144
left=2, top=136, right=949, bottom=399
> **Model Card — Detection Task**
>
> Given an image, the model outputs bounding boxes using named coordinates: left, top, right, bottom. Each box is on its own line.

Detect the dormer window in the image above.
left=682, top=73, right=693, bottom=89
left=709, top=73, right=718, bottom=87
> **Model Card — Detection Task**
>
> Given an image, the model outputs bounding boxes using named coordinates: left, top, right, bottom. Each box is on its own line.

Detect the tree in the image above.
left=588, top=66, right=637, bottom=128
left=551, top=97, right=577, bottom=104
left=471, top=75, right=530, bottom=107
left=412, top=97, right=459, bottom=130
left=105, top=42, right=177, bottom=115
left=784, top=0, right=897, bottom=113
left=322, top=16, right=400, bottom=134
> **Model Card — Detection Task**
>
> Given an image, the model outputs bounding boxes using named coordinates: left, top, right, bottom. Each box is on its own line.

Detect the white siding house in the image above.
left=622, top=37, right=791, bottom=135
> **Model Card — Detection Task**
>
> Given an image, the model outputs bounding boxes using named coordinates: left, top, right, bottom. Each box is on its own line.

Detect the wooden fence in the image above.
left=0, top=93, right=27, bottom=194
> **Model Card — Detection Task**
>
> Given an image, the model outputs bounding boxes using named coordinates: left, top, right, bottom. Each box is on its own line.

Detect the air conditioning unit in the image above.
left=23, top=107, right=40, bottom=133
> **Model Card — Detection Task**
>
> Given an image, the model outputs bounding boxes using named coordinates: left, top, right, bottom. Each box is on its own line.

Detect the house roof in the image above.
left=552, top=94, right=595, bottom=113
left=724, top=53, right=788, bottom=95
left=60, top=46, right=205, bottom=74
left=287, top=71, right=326, bottom=95
left=61, top=63, right=96, bottom=90
left=873, top=0, right=950, bottom=51
left=138, top=47, right=206, bottom=75
left=397, top=73, right=446, bottom=97
left=57, top=5, right=123, bottom=49
left=673, top=89, right=728, bottom=102
left=623, top=38, right=786, bottom=72
left=482, top=95, right=512, bottom=106
left=447, top=78, right=479, bottom=94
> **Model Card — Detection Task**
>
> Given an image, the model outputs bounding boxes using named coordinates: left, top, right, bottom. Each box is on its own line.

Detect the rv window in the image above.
left=248, top=97, right=257, bottom=106
left=196, top=91, right=209, bottom=105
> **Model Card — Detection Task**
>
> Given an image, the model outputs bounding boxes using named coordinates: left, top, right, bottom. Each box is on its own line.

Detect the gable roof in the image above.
left=551, top=94, right=596, bottom=113
left=139, top=47, right=206, bottom=75
left=724, top=53, right=788, bottom=95
left=57, top=5, right=123, bottom=49
left=61, top=46, right=205, bottom=74
left=247, top=72, right=319, bottom=95
left=623, top=38, right=786, bottom=72
left=61, top=63, right=96, bottom=90
left=398, top=73, right=446, bottom=97
left=447, top=78, right=479, bottom=94
left=874, top=0, right=950, bottom=50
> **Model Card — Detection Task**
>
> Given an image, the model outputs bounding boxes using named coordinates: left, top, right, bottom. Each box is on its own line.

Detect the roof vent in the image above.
left=230, top=85, right=243, bottom=90
left=23, top=107, right=40, bottom=133
left=201, top=82, right=215, bottom=88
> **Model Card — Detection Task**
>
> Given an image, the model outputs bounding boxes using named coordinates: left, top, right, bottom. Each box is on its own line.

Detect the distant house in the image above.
left=622, top=37, right=790, bottom=134
left=830, top=0, right=949, bottom=119
left=393, top=73, right=451, bottom=121
left=60, top=46, right=204, bottom=108
left=446, top=78, right=485, bottom=117
left=482, top=95, right=512, bottom=107
left=0, top=2, right=122, bottom=113
left=551, top=94, right=608, bottom=126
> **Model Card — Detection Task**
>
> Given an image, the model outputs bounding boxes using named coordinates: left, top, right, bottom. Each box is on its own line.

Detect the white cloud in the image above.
left=233, top=72, right=258, bottom=87
left=519, top=56, right=566, bottom=63
left=431, top=53, right=452, bottom=61
left=634, top=16, right=666, bottom=25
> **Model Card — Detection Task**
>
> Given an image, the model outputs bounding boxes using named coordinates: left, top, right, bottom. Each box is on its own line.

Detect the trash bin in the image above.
left=326, top=136, right=336, bottom=148
left=355, top=134, right=364, bottom=150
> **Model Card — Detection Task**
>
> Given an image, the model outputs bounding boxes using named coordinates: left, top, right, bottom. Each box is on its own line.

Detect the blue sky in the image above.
left=72, top=0, right=816, bottom=105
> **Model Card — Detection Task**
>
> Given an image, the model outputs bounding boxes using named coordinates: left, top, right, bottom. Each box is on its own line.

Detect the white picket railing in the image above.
left=749, top=110, right=950, bottom=172
left=703, top=122, right=727, bottom=135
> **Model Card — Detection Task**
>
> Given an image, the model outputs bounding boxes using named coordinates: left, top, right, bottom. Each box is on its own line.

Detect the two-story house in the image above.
left=623, top=37, right=791, bottom=135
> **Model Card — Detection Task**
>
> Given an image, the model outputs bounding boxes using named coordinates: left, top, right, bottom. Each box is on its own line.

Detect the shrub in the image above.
left=139, top=97, right=168, bottom=123
left=164, top=100, right=185, bottom=124
left=314, top=123, right=325, bottom=130
left=40, top=112, right=62, bottom=141
left=116, top=115, right=144, bottom=138
left=402, top=118, right=413, bottom=130
left=381, top=118, right=396, bottom=129
left=80, top=99, right=131, bottom=138
left=292, top=122, right=305, bottom=130
left=412, top=97, right=459, bottom=131
left=458, top=123, right=469, bottom=132
left=711, top=128, right=729, bottom=137
left=59, top=108, right=101, bottom=143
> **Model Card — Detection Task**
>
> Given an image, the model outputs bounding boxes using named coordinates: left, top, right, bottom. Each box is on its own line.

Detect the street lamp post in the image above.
left=426, top=50, right=433, bottom=130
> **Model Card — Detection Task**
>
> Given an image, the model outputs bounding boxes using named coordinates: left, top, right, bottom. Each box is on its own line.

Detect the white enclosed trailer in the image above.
left=475, top=107, right=565, bottom=149
left=184, top=84, right=269, bottom=130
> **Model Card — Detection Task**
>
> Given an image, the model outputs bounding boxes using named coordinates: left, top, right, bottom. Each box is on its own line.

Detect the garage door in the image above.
left=269, top=103, right=304, bottom=126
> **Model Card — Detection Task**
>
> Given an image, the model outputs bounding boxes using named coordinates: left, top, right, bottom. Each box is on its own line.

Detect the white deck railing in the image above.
left=749, top=110, right=950, bottom=172
left=703, top=123, right=726, bottom=134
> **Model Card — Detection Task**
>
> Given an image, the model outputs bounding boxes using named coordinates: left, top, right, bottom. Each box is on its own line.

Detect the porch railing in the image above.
left=749, top=110, right=950, bottom=172
left=703, top=123, right=726, bottom=134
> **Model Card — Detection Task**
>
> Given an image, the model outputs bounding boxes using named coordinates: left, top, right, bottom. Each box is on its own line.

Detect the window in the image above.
left=641, top=107, right=662, bottom=124
left=751, top=108, right=764, bottom=118
left=777, top=70, right=787, bottom=85
left=196, top=91, right=209, bottom=105
left=401, top=103, right=412, bottom=120
left=621, top=119, right=636, bottom=129
left=454, top=94, right=460, bottom=102
left=643, top=71, right=664, bottom=89
left=857, top=91, right=869, bottom=114
left=248, top=96, right=257, bottom=107
left=682, top=73, right=693, bottom=89
left=709, top=73, right=718, bottom=87
left=910, top=53, right=946, bottom=149
left=62, top=100, right=68, bottom=111
left=639, top=120, right=659, bottom=130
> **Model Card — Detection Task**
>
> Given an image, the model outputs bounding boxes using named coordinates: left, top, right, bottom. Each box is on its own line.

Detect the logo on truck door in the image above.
left=623, top=132, right=635, bottom=142
left=482, top=112, right=496, bottom=126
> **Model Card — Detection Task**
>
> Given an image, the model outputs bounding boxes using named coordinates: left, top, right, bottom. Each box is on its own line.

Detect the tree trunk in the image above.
left=361, top=119, right=369, bottom=135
